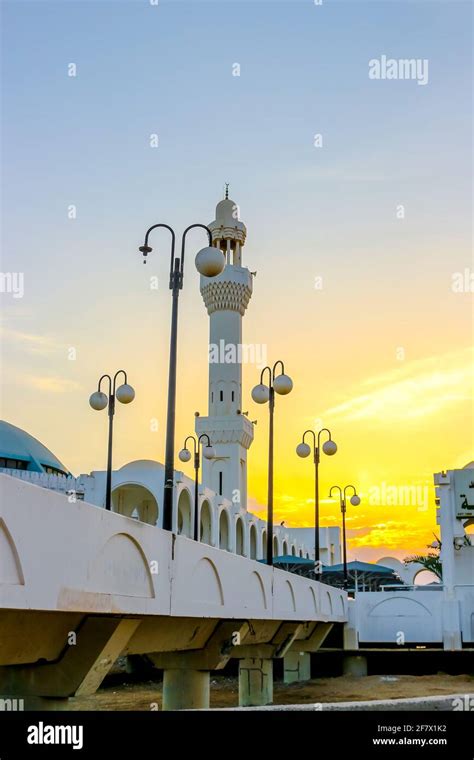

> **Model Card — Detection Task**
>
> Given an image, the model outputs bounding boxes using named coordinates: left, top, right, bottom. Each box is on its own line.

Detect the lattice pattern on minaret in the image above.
left=201, top=279, right=252, bottom=316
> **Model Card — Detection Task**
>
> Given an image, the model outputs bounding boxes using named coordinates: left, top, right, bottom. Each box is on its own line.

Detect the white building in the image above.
left=347, top=462, right=474, bottom=651
left=0, top=193, right=341, bottom=566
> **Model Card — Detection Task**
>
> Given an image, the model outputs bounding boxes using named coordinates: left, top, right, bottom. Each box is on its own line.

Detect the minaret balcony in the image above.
left=200, top=266, right=253, bottom=316
left=195, top=413, right=254, bottom=450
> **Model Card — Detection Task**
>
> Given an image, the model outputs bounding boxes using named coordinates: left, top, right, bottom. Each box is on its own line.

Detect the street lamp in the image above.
left=296, top=428, right=337, bottom=579
left=328, top=484, right=361, bottom=589
left=178, top=434, right=215, bottom=541
left=251, top=361, right=293, bottom=567
left=89, top=370, right=135, bottom=512
left=138, top=223, right=225, bottom=533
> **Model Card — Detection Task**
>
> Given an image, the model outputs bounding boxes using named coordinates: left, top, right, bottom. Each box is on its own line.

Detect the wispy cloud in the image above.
left=349, top=522, right=430, bottom=550
left=1, top=327, right=58, bottom=355
left=323, top=348, right=473, bottom=423
left=25, top=376, right=81, bottom=393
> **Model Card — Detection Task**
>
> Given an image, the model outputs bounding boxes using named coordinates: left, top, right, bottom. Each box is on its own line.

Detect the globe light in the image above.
left=89, top=391, right=108, bottom=411
left=322, top=439, right=337, bottom=456
left=296, top=442, right=311, bottom=458
left=116, top=383, right=135, bottom=404
left=350, top=494, right=361, bottom=506
left=195, top=246, right=226, bottom=277
left=273, top=373, right=293, bottom=395
left=203, top=445, right=215, bottom=460
left=178, top=448, right=192, bottom=463
left=251, top=383, right=270, bottom=404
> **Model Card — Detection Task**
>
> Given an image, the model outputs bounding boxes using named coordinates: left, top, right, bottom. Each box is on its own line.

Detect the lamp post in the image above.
left=89, top=371, right=135, bottom=512
left=328, top=484, right=361, bottom=589
left=296, top=428, right=337, bottom=579
left=251, top=361, right=293, bottom=567
left=178, top=434, right=215, bottom=541
left=138, top=224, right=225, bottom=533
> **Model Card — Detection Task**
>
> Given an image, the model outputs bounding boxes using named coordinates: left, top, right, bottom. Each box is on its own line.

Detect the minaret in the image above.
left=195, top=188, right=254, bottom=509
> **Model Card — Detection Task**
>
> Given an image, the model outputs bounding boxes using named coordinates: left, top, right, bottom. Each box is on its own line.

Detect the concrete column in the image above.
left=238, top=658, right=273, bottom=707
left=283, top=652, right=311, bottom=684
left=162, top=669, right=210, bottom=711
left=343, top=655, right=367, bottom=677
left=343, top=600, right=359, bottom=649
left=442, top=596, right=462, bottom=650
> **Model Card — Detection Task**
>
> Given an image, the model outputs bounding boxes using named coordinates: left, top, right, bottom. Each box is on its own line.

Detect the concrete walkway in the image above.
left=197, top=693, right=474, bottom=711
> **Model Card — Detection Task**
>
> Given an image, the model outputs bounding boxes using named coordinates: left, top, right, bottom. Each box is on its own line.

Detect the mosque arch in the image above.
left=273, top=535, right=279, bottom=556
left=199, top=499, right=213, bottom=545
left=235, top=516, right=245, bottom=556
left=177, top=488, right=192, bottom=538
left=111, top=484, right=159, bottom=526
left=249, top=523, right=258, bottom=560
left=219, top=509, right=230, bottom=551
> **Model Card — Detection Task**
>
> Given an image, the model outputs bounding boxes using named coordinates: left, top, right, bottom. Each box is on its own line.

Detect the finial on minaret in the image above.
left=225, top=182, right=229, bottom=200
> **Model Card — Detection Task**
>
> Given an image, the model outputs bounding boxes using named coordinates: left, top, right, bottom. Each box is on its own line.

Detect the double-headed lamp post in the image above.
left=328, top=484, right=361, bottom=589
left=138, top=223, right=225, bottom=533
left=296, top=428, right=337, bottom=579
left=89, top=371, right=135, bottom=512
left=251, top=361, right=293, bottom=567
left=178, top=434, right=215, bottom=541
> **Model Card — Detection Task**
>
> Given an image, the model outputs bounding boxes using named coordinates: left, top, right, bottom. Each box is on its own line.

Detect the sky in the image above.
left=1, top=0, right=472, bottom=562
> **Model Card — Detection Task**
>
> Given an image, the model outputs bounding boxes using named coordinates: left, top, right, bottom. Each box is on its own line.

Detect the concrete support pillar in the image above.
left=162, top=669, right=210, bottom=711
left=442, top=596, right=462, bottom=651
left=343, top=655, right=367, bottom=677
left=343, top=601, right=359, bottom=650
left=283, top=652, right=311, bottom=684
left=238, top=658, right=273, bottom=707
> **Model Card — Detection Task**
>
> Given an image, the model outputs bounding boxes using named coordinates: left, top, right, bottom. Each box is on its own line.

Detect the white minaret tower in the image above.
left=195, top=188, right=254, bottom=509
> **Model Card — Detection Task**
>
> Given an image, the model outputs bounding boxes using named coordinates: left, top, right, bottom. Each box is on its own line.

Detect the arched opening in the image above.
left=299, top=549, right=303, bottom=558
left=200, top=499, right=212, bottom=545
left=291, top=545, right=296, bottom=556
left=413, top=569, right=441, bottom=586
left=249, top=524, right=257, bottom=560
left=273, top=535, right=279, bottom=557
left=111, top=484, right=159, bottom=526
left=261, top=530, right=267, bottom=560
left=463, top=520, right=474, bottom=543
left=282, top=540, right=289, bottom=555
left=236, top=517, right=244, bottom=556
left=219, top=509, right=230, bottom=551
left=177, top=489, right=192, bottom=538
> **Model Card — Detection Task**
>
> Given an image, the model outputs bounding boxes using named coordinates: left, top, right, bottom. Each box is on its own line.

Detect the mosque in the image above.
left=0, top=193, right=341, bottom=566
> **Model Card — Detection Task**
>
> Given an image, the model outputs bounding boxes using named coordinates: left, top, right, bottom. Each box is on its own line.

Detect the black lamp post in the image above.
left=328, top=484, right=361, bottom=589
left=138, top=224, right=225, bottom=533
left=178, top=434, right=215, bottom=541
left=89, top=370, right=135, bottom=511
left=251, top=361, right=293, bottom=567
left=296, top=428, right=337, bottom=579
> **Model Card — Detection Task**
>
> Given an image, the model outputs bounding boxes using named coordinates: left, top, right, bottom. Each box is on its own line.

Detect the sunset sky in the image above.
left=1, top=0, right=472, bottom=561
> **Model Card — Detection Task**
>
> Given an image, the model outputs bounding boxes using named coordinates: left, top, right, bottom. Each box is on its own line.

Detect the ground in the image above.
left=67, top=674, right=474, bottom=710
